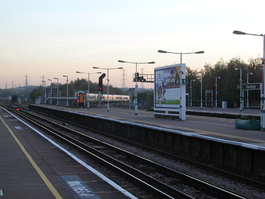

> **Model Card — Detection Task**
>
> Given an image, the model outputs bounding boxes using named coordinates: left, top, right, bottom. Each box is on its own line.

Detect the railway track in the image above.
left=2, top=104, right=261, bottom=198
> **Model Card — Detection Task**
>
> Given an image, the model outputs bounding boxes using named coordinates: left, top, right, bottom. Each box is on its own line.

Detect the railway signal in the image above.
left=98, top=73, right=106, bottom=92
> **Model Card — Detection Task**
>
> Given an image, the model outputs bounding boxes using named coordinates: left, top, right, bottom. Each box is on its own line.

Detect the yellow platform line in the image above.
left=0, top=116, right=62, bottom=199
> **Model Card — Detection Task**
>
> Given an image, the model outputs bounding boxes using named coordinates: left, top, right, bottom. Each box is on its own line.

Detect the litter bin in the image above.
left=222, top=101, right=227, bottom=109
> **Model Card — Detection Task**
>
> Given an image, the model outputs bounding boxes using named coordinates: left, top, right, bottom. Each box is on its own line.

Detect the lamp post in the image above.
left=215, top=77, right=221, bottom=108
left=235, top=67, right=243, bottom=114
left=118, top=60, right=155, bottom=115
left=42, top=80, right=46, bottom=103
left=190, top=79, right=195, bottom=107
left=54, top=77, right=59, bottom=105
left=158, top=50, right=204, bottom=64
left=197, top=72, right=203, bottom=109
left=48, top=79, right=52, bottom=105
left=233, top=30, right=265, bottom=129
left=76, top=71, right=102, bottom=109
left=63, top=75, right=69, bottom=107
left=247, top=72, right=253, bottom=108
left=93, top=67, right=123, bottom=112
left=158, top=50, right=204, bottom=116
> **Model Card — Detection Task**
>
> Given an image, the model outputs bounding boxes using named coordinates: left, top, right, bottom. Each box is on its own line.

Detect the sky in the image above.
left=0, top=0, right=264, bottom=90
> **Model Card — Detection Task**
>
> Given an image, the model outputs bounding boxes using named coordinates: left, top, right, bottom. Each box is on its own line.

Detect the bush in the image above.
left=239, top=115, right=249, bottom=120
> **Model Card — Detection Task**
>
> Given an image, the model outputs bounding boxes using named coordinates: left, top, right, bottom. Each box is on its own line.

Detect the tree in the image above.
left=138, top=90, right=154, bottom=109
left=29, top=86, right=43, bottom=101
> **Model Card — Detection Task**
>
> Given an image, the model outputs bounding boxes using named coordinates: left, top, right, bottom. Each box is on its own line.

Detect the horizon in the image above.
left=1, top=1, right=263, bottom=89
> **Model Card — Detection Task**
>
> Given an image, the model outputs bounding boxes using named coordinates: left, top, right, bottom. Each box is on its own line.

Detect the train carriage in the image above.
left=75, top=91, right=87, bottom=107
left=79, top=92, right=130, bottom=104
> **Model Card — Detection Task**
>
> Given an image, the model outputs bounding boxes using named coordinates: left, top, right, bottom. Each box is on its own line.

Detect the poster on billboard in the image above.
left=154, top=64, right=186, bottom=119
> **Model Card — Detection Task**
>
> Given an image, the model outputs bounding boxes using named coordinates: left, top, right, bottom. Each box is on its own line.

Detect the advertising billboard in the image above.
left=154, top=64, right=186, bottom=120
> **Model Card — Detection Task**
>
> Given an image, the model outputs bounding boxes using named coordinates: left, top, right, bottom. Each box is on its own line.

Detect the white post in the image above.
left=215, top=77, right=221, bottom=108
left=240, top=69, right=243, bottom=113
left=180, top=64, right=186, bottom=120
left=107, top=69, right=110, bottom=112
left=63, top=75, right=69, bottom=107
left=43, top=81, right=46, bottom=104
left=246, top=73, right=253, bottom=108
left=262, top=35, right=265, bottom=131
left=87, top=73, right=90, bottom=109
left=66, top=78, right=69, bottom=107
left=135, top=63, right=138, bottom=115
left=200, top=73, right=203, bottom=109
left=190, top=80, right=193, bottom=107
left=57, top=80, right=59, bottom=105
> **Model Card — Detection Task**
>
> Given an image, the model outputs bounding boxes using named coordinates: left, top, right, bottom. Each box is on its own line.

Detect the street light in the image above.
left=215, top=77, right=221, bottom=108
left=190, top=79, right=195, bottom=107
left=118, top=60, right=155, bottom=115
left=63, top=75, right=69, bottom=107
left=197, top=72, right=203, bottom=109
left=158, top=50, right=204, bottom=64
left=159, top=50, right=204, bottom=117
left=54, top=77, right=59, bottom=106
left=233, top=30, right=265, bottom=129
left=48, top=79, right=52, bottom=105
left=76, top=71, right=102, bottom=109
left=93, top=67, right=123, bottom=112
left=235, top=68, right=243, bottom=114
left=42, top=80, right=46, bottom=103
left=247, top=72, right=253, bottom=108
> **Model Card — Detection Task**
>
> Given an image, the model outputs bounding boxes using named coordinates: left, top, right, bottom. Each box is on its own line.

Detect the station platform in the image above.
left=0, top=107, right=134, bottom=199
left=186, top=106, right=260, bottom=117
left=33, top=104, right=265, bottom=148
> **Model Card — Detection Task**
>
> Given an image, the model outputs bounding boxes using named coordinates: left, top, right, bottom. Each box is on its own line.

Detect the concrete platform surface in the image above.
left=0, top=107, right=134, bottom=199
left=38, top=105, right=265, bottom=148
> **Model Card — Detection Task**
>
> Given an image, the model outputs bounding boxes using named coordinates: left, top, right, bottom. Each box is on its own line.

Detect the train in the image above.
left=75, top=91, right=87, bottom=107
left=75, top=91, right=130, bottom=107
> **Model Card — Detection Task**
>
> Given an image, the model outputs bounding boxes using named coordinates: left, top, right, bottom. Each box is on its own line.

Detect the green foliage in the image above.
left=137, top=90, right=154, bottom=109
left=1, top=56, right=262, bottom=109
left=239, top=115, right=249, bottom=120
left=29, top=86, right=43, bottom=101
left=186, top=56, right=262, bottom=107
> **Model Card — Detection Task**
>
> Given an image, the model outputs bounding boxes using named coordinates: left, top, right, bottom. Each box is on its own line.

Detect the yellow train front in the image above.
left=75, top=91, right=87, bottom=107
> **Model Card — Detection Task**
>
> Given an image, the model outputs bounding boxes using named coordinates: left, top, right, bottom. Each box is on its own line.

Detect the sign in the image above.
left=155, top=65, right=182, bottom=108
left=175, top=78, right=187, bottom=85
left=242, top=83, right=261, bottom=90
left=154, top=63, right=186, bottom=120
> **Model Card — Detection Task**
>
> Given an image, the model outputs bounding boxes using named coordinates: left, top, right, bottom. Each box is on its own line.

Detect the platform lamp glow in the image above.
left=76, top=71, right=102, bottom=109
left=233, top=30, right=265, bottom=130
left=63, top=75, right=69, bottom=107
left=93, top=67, right=123, bottom=112
left=118, top=60, right=155, bottom=115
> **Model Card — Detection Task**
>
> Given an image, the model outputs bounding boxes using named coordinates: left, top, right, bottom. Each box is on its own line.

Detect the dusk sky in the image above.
left=1, top=0, right=264, bottom=89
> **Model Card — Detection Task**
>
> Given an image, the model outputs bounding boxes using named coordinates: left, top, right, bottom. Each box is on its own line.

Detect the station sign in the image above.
left=175, top=78, right=188, bottom=85
left=242, top=83, right=261, bottom=90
